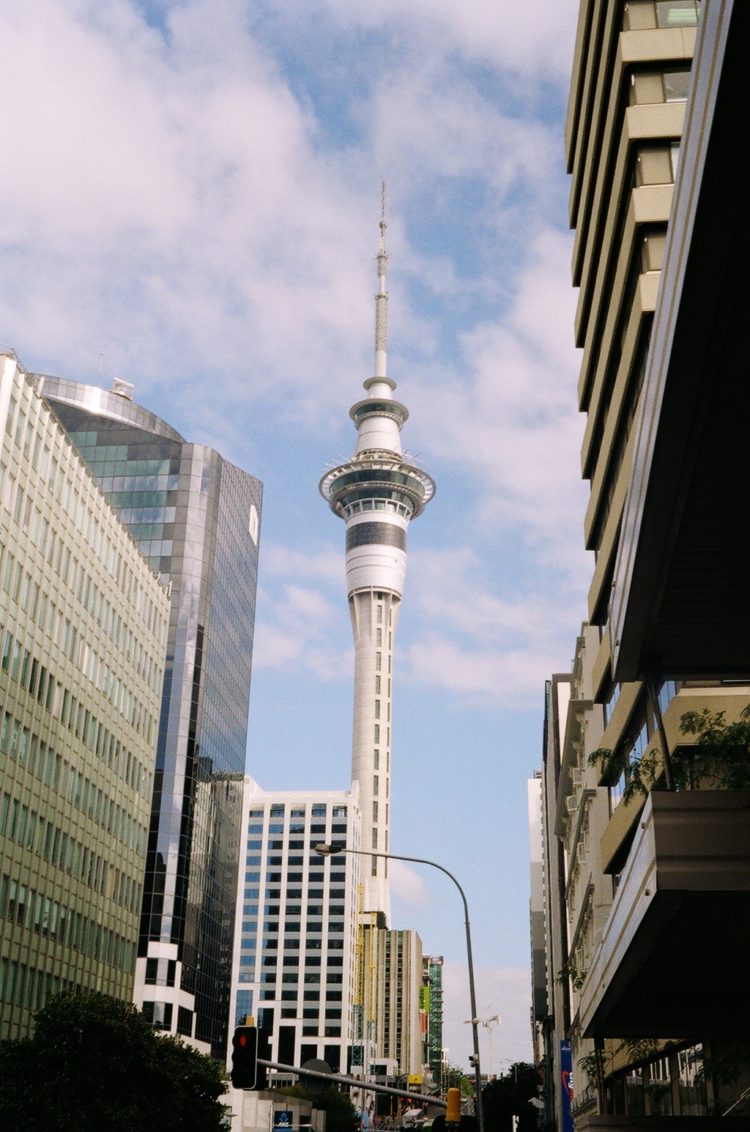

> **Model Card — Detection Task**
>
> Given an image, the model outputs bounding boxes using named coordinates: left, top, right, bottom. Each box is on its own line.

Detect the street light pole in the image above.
left=315, top=843, right=485, bottom=1132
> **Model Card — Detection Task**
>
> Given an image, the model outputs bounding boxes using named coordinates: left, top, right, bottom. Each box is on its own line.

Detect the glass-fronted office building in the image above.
left=229, top=779, right=361, bottom=1082
left=33, top=374, right=262, bottom=1057
left=0, top=354, right=170, bottom=1039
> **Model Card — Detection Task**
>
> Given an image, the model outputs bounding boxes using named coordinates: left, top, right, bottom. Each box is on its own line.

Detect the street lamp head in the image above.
left=313, top=842, right=346, bottom=856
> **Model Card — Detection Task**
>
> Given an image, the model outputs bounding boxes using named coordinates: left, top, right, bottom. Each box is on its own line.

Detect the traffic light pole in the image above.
left=258, top=1058, right=448, bottom=1106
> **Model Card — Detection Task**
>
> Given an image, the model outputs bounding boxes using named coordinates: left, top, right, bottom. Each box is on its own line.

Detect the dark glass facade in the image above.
left=33, top=375, right=262, bottom=1057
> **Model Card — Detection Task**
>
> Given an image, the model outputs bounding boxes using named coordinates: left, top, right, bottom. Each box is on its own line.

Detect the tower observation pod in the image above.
left=320, top=195, right=435, bottom=922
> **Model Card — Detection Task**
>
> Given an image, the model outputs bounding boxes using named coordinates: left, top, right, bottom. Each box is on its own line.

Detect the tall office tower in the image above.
left=0, top=352, right=170, bottom=1040
left=376, top=928, right=423, bottom=1076
left=320, top=211, right=435, bottom=922
left=531, top=0, right=750, bottom=1124
left=31, top=373, right=262, bottom=1057
left=351, top=920, right=423, bottom=1084
left=228, top=778, right=361, bottom=1091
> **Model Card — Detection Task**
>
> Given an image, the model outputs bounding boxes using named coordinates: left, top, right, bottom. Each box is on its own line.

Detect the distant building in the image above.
left=0, top=352, right=170, bottom=1039
left=32, top=372, right=262, bottom=1057
left=228, top=778, right=361, bottom=1082
left=424, top=954, right=445, bottom=1089
left=374, top=927, right=423, bottom=1077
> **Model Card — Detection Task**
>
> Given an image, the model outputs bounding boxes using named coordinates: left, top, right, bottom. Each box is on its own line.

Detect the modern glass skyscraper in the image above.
left=0, top=353, right=171, bottom=1040
left=32, top=373, right=262, bottom=1057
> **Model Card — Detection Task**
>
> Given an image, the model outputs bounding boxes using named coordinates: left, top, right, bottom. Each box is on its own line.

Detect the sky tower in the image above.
left=320, top=196, right=435, bottom=922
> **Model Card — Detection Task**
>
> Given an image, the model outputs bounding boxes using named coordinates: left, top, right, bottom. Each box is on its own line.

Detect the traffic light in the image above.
left=231, top=1025, right=258, bottom=1089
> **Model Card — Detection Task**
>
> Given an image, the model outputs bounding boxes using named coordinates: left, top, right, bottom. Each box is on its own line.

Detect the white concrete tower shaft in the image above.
left=320, top=195, right=435, bottom=921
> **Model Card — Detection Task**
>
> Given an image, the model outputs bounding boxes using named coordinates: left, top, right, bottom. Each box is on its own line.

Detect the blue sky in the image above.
left=1, top=0, right=590, bottom=1071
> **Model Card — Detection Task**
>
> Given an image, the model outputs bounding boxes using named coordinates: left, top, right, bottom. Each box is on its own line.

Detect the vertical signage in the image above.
left=560, top=1040, right=574, bottom=1132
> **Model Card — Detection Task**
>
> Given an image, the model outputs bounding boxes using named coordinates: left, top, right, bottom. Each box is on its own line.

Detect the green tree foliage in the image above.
left=590, top=705, right=750, bottom=803
left=0, top=990, right=229, bottom=1131
left=482, top=1063, right=540, bottom=1132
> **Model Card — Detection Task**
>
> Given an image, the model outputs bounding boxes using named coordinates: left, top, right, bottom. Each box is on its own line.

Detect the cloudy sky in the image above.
left=1, top=0, right=590, bottom=1072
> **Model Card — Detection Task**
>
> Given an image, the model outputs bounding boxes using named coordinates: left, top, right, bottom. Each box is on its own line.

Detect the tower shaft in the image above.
left=320, top=202, right=435, bottom=921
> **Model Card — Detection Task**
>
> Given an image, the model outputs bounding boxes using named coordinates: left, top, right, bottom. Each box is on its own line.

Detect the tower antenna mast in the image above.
left=375, top=181, right=388, bottom=379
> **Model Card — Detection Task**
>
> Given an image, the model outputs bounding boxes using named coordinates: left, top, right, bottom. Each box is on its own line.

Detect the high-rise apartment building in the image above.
left=535, top=2, right=750, bottom=1126
left=320, top=210, right=435, bottom=923
left=376, top=928, right=423, bottom=1075
left=228, top=778, right=361, bottom=1082
left=32, top=373, right=262, bottom=1057
left=0, top=352, right=170, bottom=1039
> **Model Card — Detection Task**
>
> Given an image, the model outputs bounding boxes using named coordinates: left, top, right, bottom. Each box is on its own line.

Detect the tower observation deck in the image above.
left=320, top=199, right=435, bottom=921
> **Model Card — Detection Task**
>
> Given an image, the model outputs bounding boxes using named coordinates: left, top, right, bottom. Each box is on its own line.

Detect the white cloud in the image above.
left=264, top=0, right=579, bottom=80
left=389, top=858, right=432, bottom=906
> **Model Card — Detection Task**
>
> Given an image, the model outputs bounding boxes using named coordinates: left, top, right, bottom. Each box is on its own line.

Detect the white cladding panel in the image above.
left=345, top=546, right=407, bottom=594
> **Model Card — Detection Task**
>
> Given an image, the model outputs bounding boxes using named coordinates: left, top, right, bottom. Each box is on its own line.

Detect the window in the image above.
left=142, top=1001, right=173, bottom=1030
left=655, top=1, right=700, bottom=27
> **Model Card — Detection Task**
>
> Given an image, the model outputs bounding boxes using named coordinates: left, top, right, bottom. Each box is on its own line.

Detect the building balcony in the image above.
left=579, top=790, right=750, bottom=1039
left=575, top=1117, right=750, bottom=1132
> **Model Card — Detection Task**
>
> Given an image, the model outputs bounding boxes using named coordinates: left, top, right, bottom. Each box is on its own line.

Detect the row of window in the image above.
left=248, top=853, right=345, bottom=866
left=247, top=835, right=347, bottom=852
left=253, top=804, right=348, bottom=819
left=0, top=871, right=136, bottom=972
left=0, top=957, right=76, bottom=1037
left=623, top=1, right=700, bottom=32
left=1, top=624, right=152, bottom=798
left=264, top=954, right=344, bottom=968
left=260, top=938, right=346, bottom=952
left=0, top=526, right=162, bottom=695
left=343, top=497, right=412, bottom=519
left=244, top=903, right=346, bottom=917
left=245, top=888, right=347, bottom=902
left=605, top=1043, right=707, bottom=1118
left=4, top=391, right=166, bottom=634
left=1, top=539, right=162, bottom=735
left=0, top=788, right=142, bottom=914
left=244, top=921, right=346, bottom=936
left=142, top=1000, right=193, bottom=1035
left=246, top=873, right=346, bottom=888
left=1, top=710, right=146, bottom=854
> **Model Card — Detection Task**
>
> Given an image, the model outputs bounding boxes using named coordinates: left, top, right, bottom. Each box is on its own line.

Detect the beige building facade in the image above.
left=535, top=2, right=750, bottom=1128
left=0, top=352, right=170, bottom=1039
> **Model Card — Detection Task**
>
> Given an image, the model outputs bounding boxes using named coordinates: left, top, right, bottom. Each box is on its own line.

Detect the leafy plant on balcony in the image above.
left=589, top=705, right=750, bottom=803
left=556, top=960, right=587, bottom=991
left=578, top=1039, right=661, bottom=1091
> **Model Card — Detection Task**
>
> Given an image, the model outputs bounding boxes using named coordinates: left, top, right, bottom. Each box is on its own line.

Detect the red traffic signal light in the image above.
left=231, top=1025, right=258, bottom=1089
